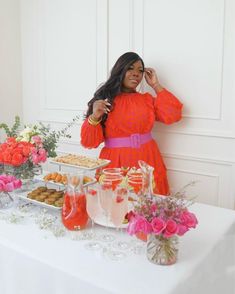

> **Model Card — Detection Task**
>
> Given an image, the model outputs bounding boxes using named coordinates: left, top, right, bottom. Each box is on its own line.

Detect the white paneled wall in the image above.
left=0, top=0, right=22, bottom=141
left=20, top=0, right=235, bottom=208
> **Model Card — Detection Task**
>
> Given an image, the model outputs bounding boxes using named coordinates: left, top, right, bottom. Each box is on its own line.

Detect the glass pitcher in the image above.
left=138, top=160, right=154, bottom=197
left=62, top=171, right=88, bottom=230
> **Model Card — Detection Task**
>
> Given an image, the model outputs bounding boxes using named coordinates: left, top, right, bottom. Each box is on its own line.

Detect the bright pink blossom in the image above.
left=32, top=136, right=42, bottom=145
left=177, top=224, right=189, bottom=236
left=127, top=215, right=152, bottom=235
left=163, top=219, right=178, bottom=238
left=0, top=175, right=22, bottom=192
left=135, top=216, right=152, bottom=234
left=180, top=211, right=198, bottom=228
left=151, top=217, right=166, bottom=235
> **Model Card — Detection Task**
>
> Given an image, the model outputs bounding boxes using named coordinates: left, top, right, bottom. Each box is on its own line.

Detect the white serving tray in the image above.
left=14, top=190, right=62, bottom=211
left=35, top=173, right=97, bottom=188
left=50, top=158, right=111, bottom=171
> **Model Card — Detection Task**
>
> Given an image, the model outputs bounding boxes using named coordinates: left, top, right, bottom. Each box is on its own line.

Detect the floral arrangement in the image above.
left=0, top=137, right=46, bottom=167
left=0, top=174, right=22, bottom=192
left=127, top=182, right=198, bottom=238
left=0, top=115, right=79, bottom=179
left=0, top=115, right=79, bottom=158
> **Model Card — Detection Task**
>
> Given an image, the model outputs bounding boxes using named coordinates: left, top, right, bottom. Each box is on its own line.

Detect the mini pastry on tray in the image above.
left=53, top=153, right=108, bottom=168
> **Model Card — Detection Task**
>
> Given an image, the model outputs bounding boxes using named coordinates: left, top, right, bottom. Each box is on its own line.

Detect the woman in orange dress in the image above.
left=81, top=52, right=183, bottom=195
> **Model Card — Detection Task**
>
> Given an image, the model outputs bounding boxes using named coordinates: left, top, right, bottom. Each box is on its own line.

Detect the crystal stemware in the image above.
left=110, top=186, right=130, bottom=252
left=98, top=182, right=115, bottom=242
left=85, top=188, right=103, bottom=250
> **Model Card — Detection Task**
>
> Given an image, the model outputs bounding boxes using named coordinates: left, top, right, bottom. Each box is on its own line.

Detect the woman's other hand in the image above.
left=92, top=99, right=111, bottom=120
left=144, top=67, right=163, bottom=93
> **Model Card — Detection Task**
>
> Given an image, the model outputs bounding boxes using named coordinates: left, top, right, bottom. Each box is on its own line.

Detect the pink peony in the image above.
left=151, top=217, right=166, bottom=235
left=180, top=211, right=198, bottom=228
left=163, top=219, right=178, bottom=238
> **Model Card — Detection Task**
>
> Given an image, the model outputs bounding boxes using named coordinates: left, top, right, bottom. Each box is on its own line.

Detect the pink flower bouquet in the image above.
left=0, top=174, right=22, bottom=209
left=127, top=192, right=198, bottom=239
left=0, top=174, right=22, bottom=192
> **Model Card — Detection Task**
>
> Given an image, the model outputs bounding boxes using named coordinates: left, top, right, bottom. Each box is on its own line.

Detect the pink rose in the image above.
left=127, top=218, right=138, bottom=235
left=135, top=216, right=152, bottom=234
left=163, top=219, right=178, bottom=238
left=5, top=182, right=15, bottom=192
left=13, top=179, right=22, bottom=189
left=127, top=215, right=152, bottom=235
left=38, top=148, right=46, bottom=156
left=180, top=211, right=198, bottom=228
left=32, top=136, right=42, bottom=145
left=151, top=217, right=166, bottom=235
left=31, top=154, right=40, bottom=164
left=0, top=175, right=8, bottom=182
left=177, top=224, right=189, bottom=236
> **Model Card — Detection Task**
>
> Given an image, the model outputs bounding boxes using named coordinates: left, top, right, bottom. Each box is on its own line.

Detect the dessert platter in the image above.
left=15, top=171, right=97, bottom=210
left=15, top=184, right=64, bottom=210
left=35, top=172, right=97, bottom=188
left=50, top=153, right=110, bottom=170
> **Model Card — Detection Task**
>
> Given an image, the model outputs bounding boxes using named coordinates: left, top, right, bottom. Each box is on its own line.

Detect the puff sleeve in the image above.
left=80, top=118, right=104, bottom=148
left=154, top=88, right=183, bottom=124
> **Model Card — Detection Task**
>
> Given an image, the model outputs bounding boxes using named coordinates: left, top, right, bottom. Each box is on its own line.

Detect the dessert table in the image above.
left=0, top=199, right=235, bottom=294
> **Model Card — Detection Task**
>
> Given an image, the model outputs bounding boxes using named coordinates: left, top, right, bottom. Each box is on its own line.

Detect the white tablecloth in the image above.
left=0, top=201, right=235, bottom=294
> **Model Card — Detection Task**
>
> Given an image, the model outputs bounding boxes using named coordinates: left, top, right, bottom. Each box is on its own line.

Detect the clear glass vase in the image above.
left=4, top=163, right=42, bottom=191
left=146, top=234, right=179, bottom=265
left=138, top=160, right=154, bottom=197
left=0, top=191, right=14, bottom=209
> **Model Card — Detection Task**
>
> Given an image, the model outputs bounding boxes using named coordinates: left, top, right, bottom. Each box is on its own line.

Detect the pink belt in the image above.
left=104, top=133, right=152, bottom=149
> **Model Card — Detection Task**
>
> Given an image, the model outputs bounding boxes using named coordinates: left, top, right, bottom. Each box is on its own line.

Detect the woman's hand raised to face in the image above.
left=92, top=99, right=111, bottom=120
left=144, top=67, right=163, bottom=93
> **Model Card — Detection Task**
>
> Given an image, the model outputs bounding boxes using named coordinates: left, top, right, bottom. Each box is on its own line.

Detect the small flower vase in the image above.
left=0, top=191, right=14, bottom=209
left=146, top=234, right=179, bottom=265
left=4, top=163, right=42, bottom=191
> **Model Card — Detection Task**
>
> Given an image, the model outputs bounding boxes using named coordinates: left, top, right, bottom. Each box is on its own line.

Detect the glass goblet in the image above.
left=110, top=187, right=130, bottom=251
left=98, top=182, right=115, bottom=242
left=127, top=176, right=143, bottom=195
left=85, top=187, right=103, bottom=250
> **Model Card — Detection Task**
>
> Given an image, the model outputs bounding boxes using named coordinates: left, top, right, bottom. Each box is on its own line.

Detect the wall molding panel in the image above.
left=20, top=0, right=235, bottom=209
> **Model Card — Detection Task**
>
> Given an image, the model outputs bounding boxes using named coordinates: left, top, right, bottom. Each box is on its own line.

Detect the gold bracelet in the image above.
left=88, top=115, right=101, bottom=126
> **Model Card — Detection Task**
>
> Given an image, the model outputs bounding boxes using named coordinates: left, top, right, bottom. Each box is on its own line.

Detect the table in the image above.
left=0, top=200, right=235, bottom=294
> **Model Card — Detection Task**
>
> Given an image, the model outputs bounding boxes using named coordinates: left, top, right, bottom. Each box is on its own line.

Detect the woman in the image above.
left=80, top=52, right=183, bottom=195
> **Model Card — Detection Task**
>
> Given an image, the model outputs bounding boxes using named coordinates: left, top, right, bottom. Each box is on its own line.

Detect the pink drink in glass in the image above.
left=110, top=188, right=128, bottom=227
left=86, top=189, right=101, bottom=220
left=128, top=176, right=143, bottom=194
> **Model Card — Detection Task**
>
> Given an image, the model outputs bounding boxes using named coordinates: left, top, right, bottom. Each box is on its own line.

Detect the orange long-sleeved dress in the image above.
left=81, top=89, right=183, bottom=195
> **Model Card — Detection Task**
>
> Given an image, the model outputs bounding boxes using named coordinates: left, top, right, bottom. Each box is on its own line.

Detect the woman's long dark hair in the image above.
left=85, top=52, right=145, bottom=128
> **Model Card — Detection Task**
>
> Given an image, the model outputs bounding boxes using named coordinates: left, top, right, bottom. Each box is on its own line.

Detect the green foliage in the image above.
left=0, top=115, right=80, bottom=158
left=0, top=116, right=21, bottom=137
left=37, top=115, right=80, bottom=157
